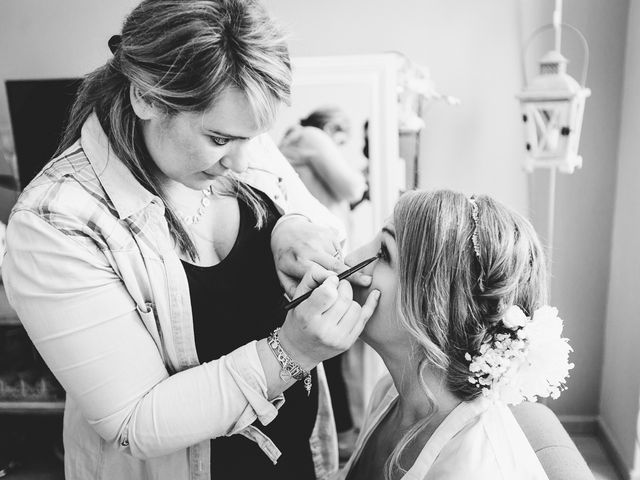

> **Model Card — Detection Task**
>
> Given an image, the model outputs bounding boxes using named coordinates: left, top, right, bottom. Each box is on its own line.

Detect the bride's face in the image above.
left=345, top=223, right=410, bottom=349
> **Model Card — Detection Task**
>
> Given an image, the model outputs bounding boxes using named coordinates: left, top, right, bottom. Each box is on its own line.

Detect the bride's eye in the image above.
left=378, top=242, right=390, bottom=262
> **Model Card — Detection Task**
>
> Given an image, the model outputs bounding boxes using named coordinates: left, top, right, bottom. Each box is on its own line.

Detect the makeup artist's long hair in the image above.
left=57, top=0, right=291, bottom=261
left=386, top=189, right=548, bottom=479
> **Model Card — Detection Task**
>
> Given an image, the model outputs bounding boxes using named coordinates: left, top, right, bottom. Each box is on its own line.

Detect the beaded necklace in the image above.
left=176, top=184, right=214, bottom=225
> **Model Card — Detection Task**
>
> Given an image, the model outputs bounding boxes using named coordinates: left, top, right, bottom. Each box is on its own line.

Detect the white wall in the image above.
left=0, top=0, right=631, bottom=420
left=600, top=0, right=640, bottom=475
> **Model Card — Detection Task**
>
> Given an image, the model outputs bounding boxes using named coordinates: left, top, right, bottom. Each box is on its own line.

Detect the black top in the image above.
left=181, top=188, right=319, bottom=479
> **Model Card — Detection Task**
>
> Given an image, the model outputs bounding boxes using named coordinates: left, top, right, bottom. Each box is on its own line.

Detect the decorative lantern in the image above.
left=517, top=0, right=591, bottom=174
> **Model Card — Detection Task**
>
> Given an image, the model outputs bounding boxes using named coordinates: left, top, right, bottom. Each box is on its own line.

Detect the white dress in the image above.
left=337, top=376, right=549, bottom=480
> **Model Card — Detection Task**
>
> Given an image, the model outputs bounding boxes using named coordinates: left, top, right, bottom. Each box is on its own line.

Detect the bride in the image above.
left=338, top=189, right=573, bottom=480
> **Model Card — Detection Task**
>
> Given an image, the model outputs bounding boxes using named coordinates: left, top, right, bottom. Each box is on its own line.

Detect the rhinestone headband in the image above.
left=469, top=196, right=485, bottom=292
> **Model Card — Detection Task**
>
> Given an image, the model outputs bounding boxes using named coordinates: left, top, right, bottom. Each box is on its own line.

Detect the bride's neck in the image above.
left=378, top=344, right=461, bottom=428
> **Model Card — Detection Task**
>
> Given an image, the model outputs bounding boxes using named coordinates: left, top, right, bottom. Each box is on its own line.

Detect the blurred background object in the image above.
left=393, top=51, right=459, bottom=190
left=0, top=123, right=18, bottom=191
left=394, top=51, right=460, bottom=136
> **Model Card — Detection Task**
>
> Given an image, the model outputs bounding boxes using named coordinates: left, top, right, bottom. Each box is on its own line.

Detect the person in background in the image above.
left=1, top=1, right=379, bottom=479
left=279, top=107, right=369, bottom=459
left=279, top=106, right=367, bottom=231
left=339, top=189, right=572, bottom=479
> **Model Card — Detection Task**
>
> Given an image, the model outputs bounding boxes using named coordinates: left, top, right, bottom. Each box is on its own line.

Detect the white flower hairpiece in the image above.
left=465, top=305, right=574, bottom=405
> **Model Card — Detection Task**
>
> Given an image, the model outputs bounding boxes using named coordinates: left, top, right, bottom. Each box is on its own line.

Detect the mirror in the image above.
left=270, top=54, right=402, bottom=250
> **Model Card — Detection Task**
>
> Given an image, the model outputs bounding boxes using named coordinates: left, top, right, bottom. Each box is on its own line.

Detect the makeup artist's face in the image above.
left=345, top=223, right=409, bottom=350
left=138, top=87, right=269, bottom=190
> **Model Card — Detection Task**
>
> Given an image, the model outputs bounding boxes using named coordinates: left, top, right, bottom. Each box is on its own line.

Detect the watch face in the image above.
left=279, top=370, right=292, bottom=382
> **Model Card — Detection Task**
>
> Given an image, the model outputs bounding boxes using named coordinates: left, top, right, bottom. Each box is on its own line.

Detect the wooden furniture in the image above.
left=0, top=282, right=64, bottom=475
left=0, top=283, right=65, bottom=413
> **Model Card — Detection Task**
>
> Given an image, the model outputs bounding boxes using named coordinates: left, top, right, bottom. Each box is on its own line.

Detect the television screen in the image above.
left=5, top=78, right=82, bottom=189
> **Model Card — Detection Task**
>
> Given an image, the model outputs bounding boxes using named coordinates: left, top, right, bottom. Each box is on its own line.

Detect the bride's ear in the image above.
left=129, top=85, right=159, bottom=120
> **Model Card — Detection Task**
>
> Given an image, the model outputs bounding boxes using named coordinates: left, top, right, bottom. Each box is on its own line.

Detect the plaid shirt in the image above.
left=3, top=114, right=341, bottom=480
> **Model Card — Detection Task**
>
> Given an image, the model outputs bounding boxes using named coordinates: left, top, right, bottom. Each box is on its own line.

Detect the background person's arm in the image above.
left=280, top=126, right=366, bottom=202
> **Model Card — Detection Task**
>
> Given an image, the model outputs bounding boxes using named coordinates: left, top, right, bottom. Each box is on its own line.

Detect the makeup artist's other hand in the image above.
left=271, top=216, right=372, bottom=298
left=278, top=265, right=380, bottom=370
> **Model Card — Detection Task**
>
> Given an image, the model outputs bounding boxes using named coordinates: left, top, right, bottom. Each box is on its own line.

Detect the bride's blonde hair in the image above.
left=386, top=189, right=547, bottom=479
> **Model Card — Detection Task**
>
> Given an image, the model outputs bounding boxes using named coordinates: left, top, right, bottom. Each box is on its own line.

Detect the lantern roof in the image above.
left=517, top=49, right=591, bottom=102
left=539, top=50, right=568, bottom=74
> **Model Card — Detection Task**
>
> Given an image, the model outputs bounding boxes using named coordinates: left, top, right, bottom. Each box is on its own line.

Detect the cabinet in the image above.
left=0, top=284, right=65, bottom=413
left=0, top=283, right=64, bottom=477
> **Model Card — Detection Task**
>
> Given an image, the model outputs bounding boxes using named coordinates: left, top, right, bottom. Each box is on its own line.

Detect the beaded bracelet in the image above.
left=267, top=328, right=312, bottom=396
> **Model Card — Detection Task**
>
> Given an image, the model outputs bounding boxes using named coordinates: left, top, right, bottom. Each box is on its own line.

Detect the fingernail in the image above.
left=372, top=289, right=381, bottom=301
left=326, top=275, right=339, bottom=285
left=361, top=275, right=372, bottom=285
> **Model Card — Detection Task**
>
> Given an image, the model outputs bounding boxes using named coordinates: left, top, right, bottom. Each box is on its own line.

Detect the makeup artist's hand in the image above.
left=271, top=216, right=372, bottom=298
left=278, top=265, right=380, bottom=370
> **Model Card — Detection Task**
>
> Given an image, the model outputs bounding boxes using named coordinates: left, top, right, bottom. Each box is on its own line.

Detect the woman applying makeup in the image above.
left=1, top=1, right=379, bottom=479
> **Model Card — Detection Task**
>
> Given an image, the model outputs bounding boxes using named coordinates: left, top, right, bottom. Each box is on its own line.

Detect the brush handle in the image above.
left=283, top=255, right=378, bottom=311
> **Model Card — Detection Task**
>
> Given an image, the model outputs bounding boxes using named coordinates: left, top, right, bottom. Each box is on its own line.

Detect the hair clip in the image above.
left=108, top=35, right=122, bottom=55
left=469, top=196, right=485, bottom=292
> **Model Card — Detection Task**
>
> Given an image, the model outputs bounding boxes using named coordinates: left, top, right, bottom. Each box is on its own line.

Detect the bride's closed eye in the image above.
left=378, top=242, right=390, bottom=262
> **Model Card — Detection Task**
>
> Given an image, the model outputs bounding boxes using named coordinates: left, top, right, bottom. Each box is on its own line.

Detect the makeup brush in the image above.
left=283, top=254, right=379, bottom=311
